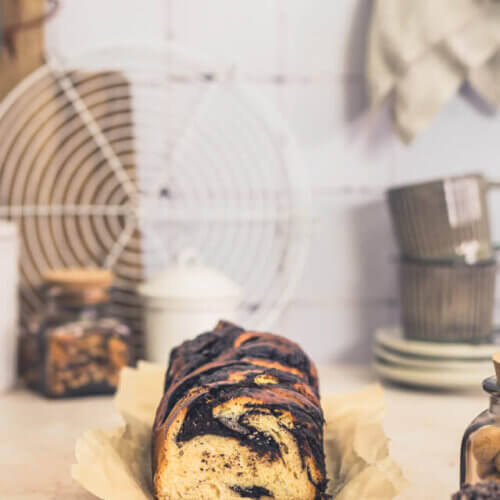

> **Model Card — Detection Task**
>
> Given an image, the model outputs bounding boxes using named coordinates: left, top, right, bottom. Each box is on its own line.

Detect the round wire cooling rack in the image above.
left=0, top=43, right=312, bottom=348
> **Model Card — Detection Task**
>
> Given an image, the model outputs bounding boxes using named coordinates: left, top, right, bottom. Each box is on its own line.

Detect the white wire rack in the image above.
left=0, top=43, right=312, bottom=344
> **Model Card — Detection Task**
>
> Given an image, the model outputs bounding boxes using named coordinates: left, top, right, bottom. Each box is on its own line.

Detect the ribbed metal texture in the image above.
left=400, top=259, right=496, bottom=342
left=388, top=174, right=492, bottom=262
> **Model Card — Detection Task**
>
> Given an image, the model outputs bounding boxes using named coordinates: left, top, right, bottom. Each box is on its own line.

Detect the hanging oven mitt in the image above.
left=367, top=0, right=500, bottom=143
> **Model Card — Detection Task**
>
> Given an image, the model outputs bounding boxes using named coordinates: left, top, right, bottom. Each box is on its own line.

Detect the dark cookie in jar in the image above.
left=452, top=481, right=500, bottom=499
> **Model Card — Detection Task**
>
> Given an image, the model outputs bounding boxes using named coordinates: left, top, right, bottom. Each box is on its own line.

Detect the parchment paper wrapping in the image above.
left=72, top=362, right=407, bottom=499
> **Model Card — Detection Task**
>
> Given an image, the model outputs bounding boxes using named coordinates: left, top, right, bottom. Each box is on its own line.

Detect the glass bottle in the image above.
left=461, top=367, right=500, bottom=486
left=20, top=268, right=132, bottom=398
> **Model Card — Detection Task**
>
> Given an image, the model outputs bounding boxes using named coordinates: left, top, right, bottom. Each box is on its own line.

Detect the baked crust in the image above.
left=153, top=321, right=327, bottom=500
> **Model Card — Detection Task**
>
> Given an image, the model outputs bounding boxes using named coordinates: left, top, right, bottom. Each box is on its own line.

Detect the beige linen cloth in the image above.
left=368, top=0, right=500, bottom=142
left=72, top=361, right=407, bottom=499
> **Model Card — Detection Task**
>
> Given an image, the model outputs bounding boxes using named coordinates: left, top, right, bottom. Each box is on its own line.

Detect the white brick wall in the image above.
left=45, top=0, right=500, bottom=363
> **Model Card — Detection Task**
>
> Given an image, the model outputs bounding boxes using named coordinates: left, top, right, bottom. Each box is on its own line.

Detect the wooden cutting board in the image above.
left=0, top=0, right=45, bottom=100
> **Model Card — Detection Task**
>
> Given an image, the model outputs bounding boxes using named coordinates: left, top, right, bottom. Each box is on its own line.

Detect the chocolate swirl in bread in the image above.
left=153, top=321, right=327, bottom=500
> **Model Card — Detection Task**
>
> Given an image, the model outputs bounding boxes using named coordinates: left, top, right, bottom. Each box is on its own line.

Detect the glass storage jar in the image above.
left=20, top=268, right=132, bottom=398
left=461, top=357, right=500, bottom=486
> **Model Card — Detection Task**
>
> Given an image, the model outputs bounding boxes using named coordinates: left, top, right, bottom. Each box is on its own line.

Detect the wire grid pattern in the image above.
left=0, top=44, right=312, bottom=347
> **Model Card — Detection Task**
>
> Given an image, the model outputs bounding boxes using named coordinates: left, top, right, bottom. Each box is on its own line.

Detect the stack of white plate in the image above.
left=373, top=327, right=498, bottom=390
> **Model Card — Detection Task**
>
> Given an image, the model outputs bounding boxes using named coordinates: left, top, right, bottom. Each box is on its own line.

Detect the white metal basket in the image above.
left=0, top=43, right=312, bottom=346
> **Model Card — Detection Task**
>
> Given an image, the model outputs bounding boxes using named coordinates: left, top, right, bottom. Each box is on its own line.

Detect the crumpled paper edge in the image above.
left=323, top=385, right=408, bottom=499
left=72, top=362, right=408, bottom=499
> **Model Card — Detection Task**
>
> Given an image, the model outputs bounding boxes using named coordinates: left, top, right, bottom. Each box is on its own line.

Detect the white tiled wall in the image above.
left=45, top=0, right=500, bottom=364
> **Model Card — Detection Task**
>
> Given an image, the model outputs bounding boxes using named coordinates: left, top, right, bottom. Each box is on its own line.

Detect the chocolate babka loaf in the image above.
left=153, top=321, right=327, bottom=500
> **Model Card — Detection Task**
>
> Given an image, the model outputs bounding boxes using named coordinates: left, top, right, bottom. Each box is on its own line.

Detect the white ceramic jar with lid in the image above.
left=0, top=221, right=18, bottom=392
left=138, top=249, right=242, bottom=363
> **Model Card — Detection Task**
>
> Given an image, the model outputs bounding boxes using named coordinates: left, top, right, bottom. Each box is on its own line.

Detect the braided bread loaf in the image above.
left=153, top=321, right=327, bottom=500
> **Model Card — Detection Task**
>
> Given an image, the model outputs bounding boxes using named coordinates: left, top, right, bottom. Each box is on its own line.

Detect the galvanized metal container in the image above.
left=400, top=257, right=497, bottom=343
left=388, top=174, right=500, bottom=262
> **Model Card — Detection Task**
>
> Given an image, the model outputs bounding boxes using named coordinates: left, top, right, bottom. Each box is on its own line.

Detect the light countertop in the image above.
left=0, top=365, right=487, bottom=499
